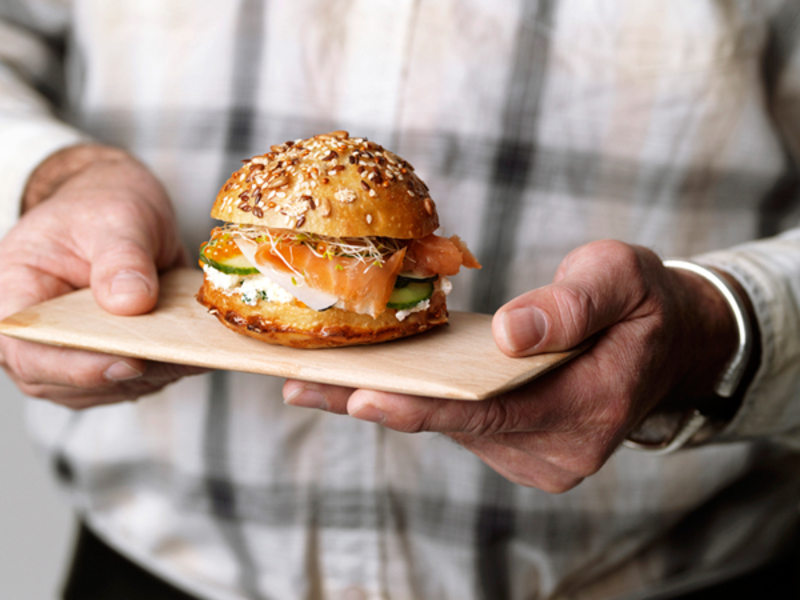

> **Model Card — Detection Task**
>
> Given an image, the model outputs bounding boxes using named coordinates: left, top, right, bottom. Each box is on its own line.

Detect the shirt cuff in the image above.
left=0, top=116, right=91, bottom=240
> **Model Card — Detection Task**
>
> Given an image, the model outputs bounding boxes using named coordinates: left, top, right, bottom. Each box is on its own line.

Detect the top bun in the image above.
left=211, top=131, right=439, bottom=239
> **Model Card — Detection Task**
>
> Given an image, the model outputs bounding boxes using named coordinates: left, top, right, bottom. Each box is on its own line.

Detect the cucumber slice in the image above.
left=200, top=242, right=259, bottom=275
left=394, top=273, right=438, bottom=288
left=387, top=281, right=434, bottom=310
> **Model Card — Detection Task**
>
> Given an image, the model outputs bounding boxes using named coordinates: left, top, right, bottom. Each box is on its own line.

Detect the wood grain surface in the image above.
left=0, top=269, right=585, bottom=400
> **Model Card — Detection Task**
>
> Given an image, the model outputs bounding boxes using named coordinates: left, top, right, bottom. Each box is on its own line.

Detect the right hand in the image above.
left=0, top=144, right=206, bottom=409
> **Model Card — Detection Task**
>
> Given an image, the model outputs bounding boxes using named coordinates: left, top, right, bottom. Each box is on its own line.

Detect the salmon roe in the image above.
left=203, top=229, right=244, bottom=261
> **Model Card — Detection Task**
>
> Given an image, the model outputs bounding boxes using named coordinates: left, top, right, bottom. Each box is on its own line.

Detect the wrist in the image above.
left=22, top=144, right=132, bottom=213
left=624, top=261, right=761, bottom=454
left=671, top=263, right=758, bottom=406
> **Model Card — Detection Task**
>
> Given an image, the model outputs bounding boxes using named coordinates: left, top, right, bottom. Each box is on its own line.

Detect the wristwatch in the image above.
left=622, top=260, right=753, bottom=455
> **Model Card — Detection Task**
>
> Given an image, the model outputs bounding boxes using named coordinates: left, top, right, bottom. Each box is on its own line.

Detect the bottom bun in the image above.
left=196, top=275, right=449, bottom=348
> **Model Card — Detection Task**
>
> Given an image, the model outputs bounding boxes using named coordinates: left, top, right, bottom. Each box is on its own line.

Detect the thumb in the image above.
left=492, top=241, right=652, bottom=357
left=90, top=235, right=160, bottom=316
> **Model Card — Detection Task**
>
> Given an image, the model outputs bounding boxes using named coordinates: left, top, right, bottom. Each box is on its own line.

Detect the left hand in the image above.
left=283, top=240, right=745, bottom=493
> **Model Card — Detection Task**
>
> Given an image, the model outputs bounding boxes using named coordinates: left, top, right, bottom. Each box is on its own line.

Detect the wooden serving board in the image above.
left=0, top=269, right=584, bottom=400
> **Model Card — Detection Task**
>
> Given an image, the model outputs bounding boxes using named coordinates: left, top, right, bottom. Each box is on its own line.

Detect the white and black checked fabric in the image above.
left=5, top=1, right=800, bottom=599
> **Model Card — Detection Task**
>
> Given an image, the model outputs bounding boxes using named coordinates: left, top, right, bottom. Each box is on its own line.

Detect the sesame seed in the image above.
left=322, top=150, right=338, bottom=161
left=335, top=188, right=357, bottom=203
left=296, top=215, right=305, bottom=227
left=366, top=214, right=373, bottom=224
left=360, top=181, right=370, bottom=191
left=407, top=190, right=415, bottom=196
left=369, top=189, right=377, bottom=197
left=252, top=206, right=264, bottom=218
left=424, top=197, right=434, bottom=215
left=318, top=197, right=331, bottom=216
left=277, top=191, right=286, bottom=198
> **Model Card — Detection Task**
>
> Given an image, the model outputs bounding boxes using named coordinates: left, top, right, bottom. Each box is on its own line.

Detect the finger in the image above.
left=467, top=428, right=618, bottom=479
left=90, top=235, right=160, bottom=316
left=83, top=195, right=184, bottom=316
left=3, top=337, right=206, bottom=391
left=449, top=433, right=585, bottom=493
left=2, top=338, right=147, bottom=389
left=282, top=379, right=355, bottom=413
left=6, top=356, right=208, bottom=407
left=344, top=386, right=558, bottom=435
left=492, top=240, right=659, bottom=357
left=0, top=265, right=76, bottom=320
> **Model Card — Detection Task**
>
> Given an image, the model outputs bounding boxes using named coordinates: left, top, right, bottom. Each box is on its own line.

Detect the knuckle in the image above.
left=15, top=381, right=53, bottom=400
left=466, top=399, right=520, bottom=437
left=552, top=284, right=594, bottom=341
left=5, top=348, right=39, bottom=386
left=540, top=477, right=584, bottom=494
left=391, top=407, right=433, bottom=434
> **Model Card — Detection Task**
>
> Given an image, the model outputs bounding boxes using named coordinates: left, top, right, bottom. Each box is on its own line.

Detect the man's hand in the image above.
left=0, top=144, right=205, bottom=409
left=283, top=240, right=750, bottom=493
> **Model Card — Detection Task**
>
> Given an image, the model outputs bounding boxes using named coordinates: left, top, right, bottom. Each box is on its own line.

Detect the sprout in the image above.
left=220, top=223, right=405, bottom=272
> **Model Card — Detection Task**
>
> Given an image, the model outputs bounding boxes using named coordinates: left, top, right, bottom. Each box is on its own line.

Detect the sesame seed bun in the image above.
left=211, top=131, right=439, bottom=239
left=197, top=277, right=448, bottom=349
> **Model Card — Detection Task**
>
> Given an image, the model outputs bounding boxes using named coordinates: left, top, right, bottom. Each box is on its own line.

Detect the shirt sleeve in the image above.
left=693, top=4, right=800, bottom=444
left=0, top=5, right=91, bottom=240
left=698, top=233, right=800, bottom=444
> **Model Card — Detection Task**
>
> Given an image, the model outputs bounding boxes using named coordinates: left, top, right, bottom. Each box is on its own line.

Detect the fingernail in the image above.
left=284, top=386, right=329, bottom=410
left=110, top=270, right=152, bottom=298
left=104, top=361, right=143, bottom=382
left=351, top=404, right=386, bottom=425
left=501, top=307, right=548, bottom=352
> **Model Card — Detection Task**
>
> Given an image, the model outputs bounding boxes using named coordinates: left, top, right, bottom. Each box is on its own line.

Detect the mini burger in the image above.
left=196, top=131, right=481, bottom=348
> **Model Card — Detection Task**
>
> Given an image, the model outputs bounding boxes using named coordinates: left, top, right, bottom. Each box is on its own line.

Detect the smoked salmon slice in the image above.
left=254, top=241, right=406, bottom=318
left=403, top=234, right=482, bottom=276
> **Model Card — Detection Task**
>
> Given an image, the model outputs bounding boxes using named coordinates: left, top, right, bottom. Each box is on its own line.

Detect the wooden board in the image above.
left=0, top=269, right=584, bottom=400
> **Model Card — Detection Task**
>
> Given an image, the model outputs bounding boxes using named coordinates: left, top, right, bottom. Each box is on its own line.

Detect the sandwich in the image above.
left=196, top=131, right=481, bottom=348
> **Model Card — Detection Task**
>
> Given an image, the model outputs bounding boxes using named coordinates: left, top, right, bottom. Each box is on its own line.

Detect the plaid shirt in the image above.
left=4, top=1, right=800, bottom=599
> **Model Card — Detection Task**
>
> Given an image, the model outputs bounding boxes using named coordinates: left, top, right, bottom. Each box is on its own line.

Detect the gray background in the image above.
left=0, top=372, right=73, bottom=600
